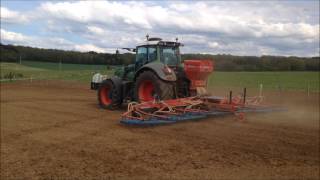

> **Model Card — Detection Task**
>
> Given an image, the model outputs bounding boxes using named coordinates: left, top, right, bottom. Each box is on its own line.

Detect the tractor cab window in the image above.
left=136, top=46, right=157, bottom=69
left=148, top=47, right=157, bottom=62
left=160, top=46, right=180, bottom=66
left=136, top=47, right=147, bottom=65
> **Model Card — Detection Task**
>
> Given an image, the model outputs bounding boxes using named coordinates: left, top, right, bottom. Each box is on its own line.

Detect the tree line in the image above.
left=1, top=43, right=319, bottom=71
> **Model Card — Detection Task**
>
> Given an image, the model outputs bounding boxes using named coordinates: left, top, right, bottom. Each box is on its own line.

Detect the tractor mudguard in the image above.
left=134, top=62, right=177, bottom=82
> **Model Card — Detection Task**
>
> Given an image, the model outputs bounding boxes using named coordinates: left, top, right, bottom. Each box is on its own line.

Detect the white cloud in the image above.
left=0, top=29, right=108, bottom=53
left=87, top=26, right=105, bottom=36
left=73, top=44, right=107, bottom=53
left=1, top=1, right=319, bottom=56
left=0, top=7, right=30, bottom=24
left=40, top=1, right=153, bottom=29
left=208, top=42, right=219, bottom=48
left=1, top=29, right=31, bottom=43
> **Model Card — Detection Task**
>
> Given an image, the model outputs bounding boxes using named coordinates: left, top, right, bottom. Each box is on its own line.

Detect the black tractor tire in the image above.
left=134, top=71, right=175, bottom=102
left=98, top=79, right=122, bottom=110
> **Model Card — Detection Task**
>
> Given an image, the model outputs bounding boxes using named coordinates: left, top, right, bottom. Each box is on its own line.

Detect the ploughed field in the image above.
left=1, top=81, right=319, bottom=179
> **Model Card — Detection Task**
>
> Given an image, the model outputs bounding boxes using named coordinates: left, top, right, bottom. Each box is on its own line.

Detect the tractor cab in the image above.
left=134, top=37, right=183, bottom=70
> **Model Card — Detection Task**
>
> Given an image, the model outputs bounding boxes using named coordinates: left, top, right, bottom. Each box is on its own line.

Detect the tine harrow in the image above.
left=120, top=94, right=285, bottom=126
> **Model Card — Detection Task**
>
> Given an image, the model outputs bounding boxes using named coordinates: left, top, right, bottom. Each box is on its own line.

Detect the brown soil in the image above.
left=1, top=81, right=319, bottom=180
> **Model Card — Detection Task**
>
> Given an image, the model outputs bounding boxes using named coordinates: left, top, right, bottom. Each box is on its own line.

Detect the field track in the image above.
left=1, top=81, right=319, bottom=179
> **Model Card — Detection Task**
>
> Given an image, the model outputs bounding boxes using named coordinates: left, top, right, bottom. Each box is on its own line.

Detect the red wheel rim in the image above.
left=138, top=80, right=155, bottom=102
left=100, top=86, right=111, bottom=105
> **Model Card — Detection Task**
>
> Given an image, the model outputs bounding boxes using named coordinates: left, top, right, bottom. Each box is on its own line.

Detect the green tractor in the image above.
left=91, top=36, right=206, bottom=109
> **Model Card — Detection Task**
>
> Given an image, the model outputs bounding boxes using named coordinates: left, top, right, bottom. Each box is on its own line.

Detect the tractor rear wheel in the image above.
left=98, top=79, right=122, bottom=109
left=134, top=71, right=174, bottom=102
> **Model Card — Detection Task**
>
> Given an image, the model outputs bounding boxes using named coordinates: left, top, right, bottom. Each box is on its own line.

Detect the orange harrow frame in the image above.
left=120, top=90, right=282, bottom=125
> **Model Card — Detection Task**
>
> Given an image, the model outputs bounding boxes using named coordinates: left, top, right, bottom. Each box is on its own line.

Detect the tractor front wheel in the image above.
left=98, top=80, right=122, bottom=109
left=134, top=71, right=174, bottom=102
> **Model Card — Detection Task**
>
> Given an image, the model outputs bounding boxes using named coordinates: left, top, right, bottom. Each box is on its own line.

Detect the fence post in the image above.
left=30, top=76, right=33, bottom=83
left=259, top=83, right=263, bottom=97
left=243, top=88, right=246, bottom=105
left=229, top=91, right=233, bottom=104
left=307, top=82, right=310, bottom=97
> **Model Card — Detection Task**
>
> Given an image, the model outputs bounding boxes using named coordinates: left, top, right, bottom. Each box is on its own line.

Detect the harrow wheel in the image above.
left=98, top=79, right=122, bottom=109
left=134, top=71, right=174, bottom=102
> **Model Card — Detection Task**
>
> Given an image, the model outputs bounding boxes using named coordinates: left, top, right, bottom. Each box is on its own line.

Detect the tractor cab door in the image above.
left=135, top=46, right=147, bottom=69
left=135, top=46, right=158, bottom=70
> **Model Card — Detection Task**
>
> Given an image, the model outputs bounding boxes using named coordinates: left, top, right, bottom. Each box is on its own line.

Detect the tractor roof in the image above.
left=137, top=38, right=183, bottom=47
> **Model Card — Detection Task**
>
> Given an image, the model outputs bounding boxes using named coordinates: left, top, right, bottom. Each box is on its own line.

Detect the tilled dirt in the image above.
left=1, top=81, right=319, bottom=180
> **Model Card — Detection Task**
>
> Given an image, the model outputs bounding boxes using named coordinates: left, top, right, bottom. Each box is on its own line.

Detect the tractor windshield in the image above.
left=160, top=46, right=181, bottom=66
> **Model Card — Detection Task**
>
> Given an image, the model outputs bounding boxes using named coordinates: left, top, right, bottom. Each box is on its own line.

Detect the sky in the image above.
left=1, top=0, right=319, bottom=56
